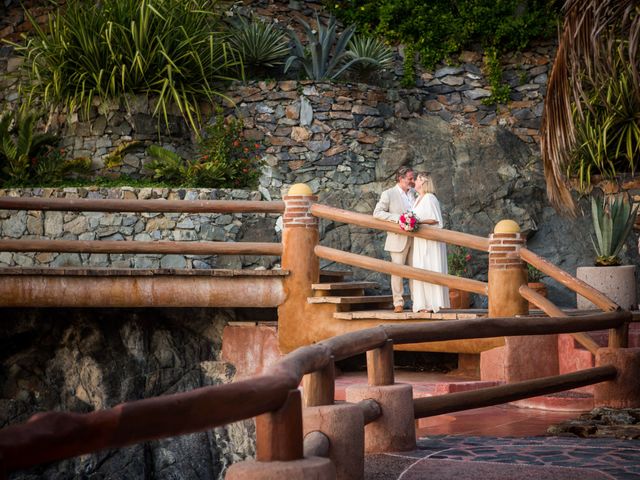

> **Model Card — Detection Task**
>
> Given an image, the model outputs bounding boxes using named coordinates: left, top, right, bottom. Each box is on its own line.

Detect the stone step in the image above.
left=307, top=294, right=393, bottom=305
left=333, top=309, right=485, bottom=321
left=312, top=281, right=379, bottom=291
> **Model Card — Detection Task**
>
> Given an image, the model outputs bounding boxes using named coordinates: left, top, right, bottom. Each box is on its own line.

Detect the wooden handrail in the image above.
left=519, top=285, right=601, bottom=355
left=520, top=247, right=620, bottom=312
left=0, top=239, right=282, bottom=256
left=0, top=310, right=630, bottom=472
left=315, top=245, right=488, bottom=295
left=0, top=197, right=285, bottom=214
left=414, top=365, right=617, bottom=418
left=311, top=203, right=490, bottom=252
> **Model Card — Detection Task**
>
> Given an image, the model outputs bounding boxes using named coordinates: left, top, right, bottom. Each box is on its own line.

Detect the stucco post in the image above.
left=480, top=220, right=559, bottom=382
left=278, top=184, right=320, bottom=352
left=594, top=347, right=640, bottom=408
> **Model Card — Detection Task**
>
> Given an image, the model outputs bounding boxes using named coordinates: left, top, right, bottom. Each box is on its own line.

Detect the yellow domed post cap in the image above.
left=288, top=183, right=313, bottom=195
left=494, top=219, right=520, bottom=234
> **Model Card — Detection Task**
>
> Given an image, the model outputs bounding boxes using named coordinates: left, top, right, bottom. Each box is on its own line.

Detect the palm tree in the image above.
left=540, top=0, right=640, bottom=215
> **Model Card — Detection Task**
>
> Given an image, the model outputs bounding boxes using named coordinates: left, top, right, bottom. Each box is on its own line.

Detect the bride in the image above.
left=411, top=171, right=450, bottom=313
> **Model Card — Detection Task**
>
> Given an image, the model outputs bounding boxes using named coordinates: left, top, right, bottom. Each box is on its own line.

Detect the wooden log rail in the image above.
left=0, top=310, right=629, bottom=473
left=311, top=203, right=490, bottom=252
left=0, top=197, right=285, bottom=214
left=520, top=247, right=620, bottom=312
left=316, top=245, right=487, bottom=295
left=0, top=239, right=282, bottom=256
left=414, top=365, right=617, bottom=418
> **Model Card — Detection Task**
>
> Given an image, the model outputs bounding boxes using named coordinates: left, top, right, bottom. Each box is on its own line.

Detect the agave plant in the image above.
left=284, top=14, right=376, bottom=81
left=228, top=15, right=290, bottom=76
left=345, top=34, right=394, bottom=81
left=590, top=192, right=639, bottom=266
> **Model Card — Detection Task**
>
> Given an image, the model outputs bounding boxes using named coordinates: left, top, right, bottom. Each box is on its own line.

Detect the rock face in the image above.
left=0, top=308, right=255, bottom=479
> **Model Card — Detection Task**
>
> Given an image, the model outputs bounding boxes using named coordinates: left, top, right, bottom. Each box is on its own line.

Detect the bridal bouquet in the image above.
left=398, top=211, right=419, bottom=232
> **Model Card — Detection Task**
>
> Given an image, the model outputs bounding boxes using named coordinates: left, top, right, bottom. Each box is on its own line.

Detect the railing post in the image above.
left=594, top=348, right=640, bottom=408
left=277, top=184, right=320, bottom=353
left=481, top=220, right=559, bottom=382
left=302, top=358, right=335, bottom=407
left=367, top=339, right=394, bottom=386
left=227, top=389, right=334, bottom=479
left=608, top=323, right=629, bottom=348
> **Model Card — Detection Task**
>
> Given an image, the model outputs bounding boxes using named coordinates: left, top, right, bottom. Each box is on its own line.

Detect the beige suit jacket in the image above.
left=373, top=186, right=416, bottom=252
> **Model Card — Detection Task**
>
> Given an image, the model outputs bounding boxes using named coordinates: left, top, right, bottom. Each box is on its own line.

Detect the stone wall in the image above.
left=0, top=307, right=256, bottom=480
left=0, top=187, right=280, bottom=270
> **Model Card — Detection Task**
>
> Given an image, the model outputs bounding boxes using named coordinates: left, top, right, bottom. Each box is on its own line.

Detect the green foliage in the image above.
left=228, top=15, right=291, bottom=77
left=102, top=141, right=143, bottom=170
left=345, top=34, right=394, bottom=81
left=9, top=0, right=242, bottom=134
left=400, top=44, right=416, bottom=88
left=447, top=245, right=472, bottom=277
left=328, top=0, right=560, bottom=69
left=568, top=49, right=640, bottom=191
left=527, top=264, right=545, bottom=282
left=0, top=110, right=70, bottom=186
left=482, top=47, right=511, bottom=106
left=590, top=192, right=639, bottom=266
left=146, top=110, right=264, bottom=188
left=284, top=14, right=378, bottom=81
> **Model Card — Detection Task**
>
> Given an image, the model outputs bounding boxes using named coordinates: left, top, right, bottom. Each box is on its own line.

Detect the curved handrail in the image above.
left=0, top=197, right=285, bottom=214
left=0, top=310, right=630, bottom=472
left=311, top=203, right=490, bottom=252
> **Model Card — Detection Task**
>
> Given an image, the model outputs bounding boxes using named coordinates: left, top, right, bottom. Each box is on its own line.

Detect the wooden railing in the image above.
left=0, top=310, right=630, bottom=473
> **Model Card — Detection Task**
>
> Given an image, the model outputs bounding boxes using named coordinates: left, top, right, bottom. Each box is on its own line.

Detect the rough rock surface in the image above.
left=548, top=407, right=640, bottom=440
left=1, top=308, right=255, bottom=479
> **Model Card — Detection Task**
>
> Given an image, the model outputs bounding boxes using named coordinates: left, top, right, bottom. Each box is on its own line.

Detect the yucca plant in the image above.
left=590, top=192, right=639, bottom=266
left=345, top=34, right=394, bottom=81
left=228, top=15, right=290, bottom=77
left=284, top=14, right=376, bottom=81
left=9, top=0, right=242, bottom=135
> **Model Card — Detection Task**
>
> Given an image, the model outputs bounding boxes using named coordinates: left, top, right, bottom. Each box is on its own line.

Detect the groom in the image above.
left=373, top=166, right=416, bottom=313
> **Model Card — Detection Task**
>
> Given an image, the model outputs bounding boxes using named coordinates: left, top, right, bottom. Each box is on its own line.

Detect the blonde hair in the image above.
left=416, top=172, right=436, bottom=195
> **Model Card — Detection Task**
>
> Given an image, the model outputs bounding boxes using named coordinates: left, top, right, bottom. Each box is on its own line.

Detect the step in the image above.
left=312, top=281, right=379, bottom=291
left=334, top=309, right=485, bottom=321
left=318, top=269, right=351, bottom=282
left=307, top=294, right=393, bottom=305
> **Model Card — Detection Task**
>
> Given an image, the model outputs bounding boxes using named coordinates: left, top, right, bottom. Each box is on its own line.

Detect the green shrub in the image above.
left=229, top=15, right=290, bottom=77
left=328, top=0, right=560, bottom=69
left=590, top=192, right=639, bottom=266
left=9, top=0, right=242, bottom=135
left=146, top=110, right=264, bottom=188
left=447, top=245, right=472, bottom=277
left=0, top=110, right=68, bottom=186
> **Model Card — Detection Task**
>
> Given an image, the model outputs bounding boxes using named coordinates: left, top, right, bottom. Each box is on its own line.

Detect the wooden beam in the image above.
left=520, top=248, right=620, bottom=312
left=0, top=239, right=282, bottom=256
left=357, top=399, right=382, bottom=425
left=609, top=323, right=629, bottom=348
left=367, top=339, right=395, bottom=386
left=383, top=310, right=631, bottom=345
left=0, top=197, right=285, bottom=214
left=414, top=365, right=617, bottom=418
left=256, top=389, right=303, bottom=462
left=303, top=431, right=330, bottom=458
left=315, top=245, right=487, bottom=295
left=311, top=203, right=490, bottom=252
left=519, top=284, right=600, bottom=355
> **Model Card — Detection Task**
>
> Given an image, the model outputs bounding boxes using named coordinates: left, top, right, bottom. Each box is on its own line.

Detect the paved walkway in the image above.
left=366, top=436, right=640, bottom=479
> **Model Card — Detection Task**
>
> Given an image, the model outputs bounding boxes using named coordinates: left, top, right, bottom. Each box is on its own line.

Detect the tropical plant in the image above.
left=8, top=0, right=242, bottom=135
left=345, top=34, right=394, bottom=81
left=447, top=245, right=473, bottom=277
left=228, top=15, right=290, bottom=77
left=0, top=111, right=59, bottom=185
left=541, top=0, right=640, bottom=215
left=146, top=110, right=264, bottom=188
left=284, top=14, right=376, bottom=81
left=589, top=192, right=639, bottom=266
left=527, top=264, right=545, bottom=282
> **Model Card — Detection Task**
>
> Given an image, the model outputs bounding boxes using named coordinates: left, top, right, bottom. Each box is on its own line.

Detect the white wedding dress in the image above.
left=411, top=193, right=450, bottom=313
